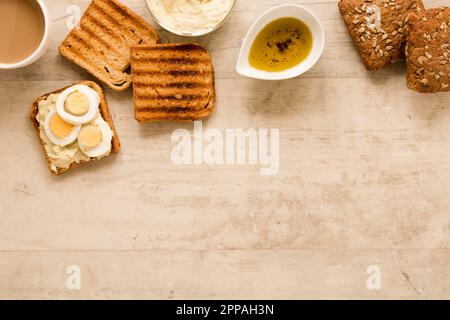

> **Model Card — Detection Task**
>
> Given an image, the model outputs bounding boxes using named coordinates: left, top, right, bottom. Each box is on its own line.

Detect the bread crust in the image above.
left=130, top=43, right=216, bottom=122
left=59, top=0, right=159, bottom=92
left=30, top=81, right=121, bottom=176
left=406, top=7, right=450, bottom=93
left=338, top=0, right=424, bottom=70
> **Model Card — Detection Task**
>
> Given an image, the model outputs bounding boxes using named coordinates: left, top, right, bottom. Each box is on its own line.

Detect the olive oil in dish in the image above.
left=249, top=17, right=313, bottom=72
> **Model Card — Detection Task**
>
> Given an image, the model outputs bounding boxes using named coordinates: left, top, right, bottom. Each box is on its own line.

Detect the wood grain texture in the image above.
left=0, top=0, right=450, bottom=299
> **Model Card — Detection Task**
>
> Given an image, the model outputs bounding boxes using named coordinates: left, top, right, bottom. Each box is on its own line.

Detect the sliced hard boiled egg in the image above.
left=56, top=84, right=100, bottom=125
left=78, top=118, right=113, bottom=158
left=44, top=109, right=81, bottom=147
left=66, top=91, right=90, bottom=116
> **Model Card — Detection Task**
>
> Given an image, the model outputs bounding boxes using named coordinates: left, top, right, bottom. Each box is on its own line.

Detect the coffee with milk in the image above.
left=0, top=0, right=46, bottom=64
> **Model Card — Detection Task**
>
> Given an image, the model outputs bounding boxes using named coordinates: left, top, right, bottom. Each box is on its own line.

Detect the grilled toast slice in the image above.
left=130, top=43, right=216, bottom=122
left=30, top=81, right=121, bottom=175
left=59, top=0, right=159, bottom=92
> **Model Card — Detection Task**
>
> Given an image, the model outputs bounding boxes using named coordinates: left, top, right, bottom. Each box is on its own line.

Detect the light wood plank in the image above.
left=1, top=250, right=449, bottom=299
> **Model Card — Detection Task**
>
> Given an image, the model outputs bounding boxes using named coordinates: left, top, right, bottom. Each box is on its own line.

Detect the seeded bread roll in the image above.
left=338, top=0, right=424, bottom=70
left=59, top=0, right=159, bottom=92
left=406, top=7, right=450, bottom=93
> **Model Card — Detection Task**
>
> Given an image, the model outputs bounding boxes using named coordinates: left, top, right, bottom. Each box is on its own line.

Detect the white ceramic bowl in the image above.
left=0, top=0, right=51, bottom=70
left=236, top=4, right=325, bottom=80
left=145, top=0, right=236, bottom=37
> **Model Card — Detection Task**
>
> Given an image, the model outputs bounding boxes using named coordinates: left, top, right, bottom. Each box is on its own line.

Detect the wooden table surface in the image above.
left=1, top=0, right=450, bottom=300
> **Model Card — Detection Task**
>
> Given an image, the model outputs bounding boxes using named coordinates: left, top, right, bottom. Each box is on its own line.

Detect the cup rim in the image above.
left=0, top=0, right=51, bottom=69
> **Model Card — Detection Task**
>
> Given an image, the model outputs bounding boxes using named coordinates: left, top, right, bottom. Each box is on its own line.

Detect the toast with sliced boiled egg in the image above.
left=30, top=81, right=121, bottom=175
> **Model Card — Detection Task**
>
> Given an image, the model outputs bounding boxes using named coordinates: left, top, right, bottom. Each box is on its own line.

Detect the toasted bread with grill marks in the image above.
left=130, top=43, right=216, bottom=122
left=59, top=0, right=159, bottom=92
left=30, top=81, right=121, bottom=176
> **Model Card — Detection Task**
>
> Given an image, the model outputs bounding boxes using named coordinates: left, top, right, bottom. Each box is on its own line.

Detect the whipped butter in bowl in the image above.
left=146, top=0, right=235, bottom=36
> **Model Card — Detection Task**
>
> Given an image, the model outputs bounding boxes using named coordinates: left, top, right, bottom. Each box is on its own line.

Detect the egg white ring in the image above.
left=78, top=118, right=113, bottom=158
left=44, top=109, right=81, bottom=147
left=56, top=84, right=100, bottom=125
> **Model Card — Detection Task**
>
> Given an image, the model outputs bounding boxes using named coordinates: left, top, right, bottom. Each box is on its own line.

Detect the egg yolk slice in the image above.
left=49, top=113, right=75, bottom=139
left=65, top=91, right=89, bottom=116
left=78, top=125, right=102, bottom=149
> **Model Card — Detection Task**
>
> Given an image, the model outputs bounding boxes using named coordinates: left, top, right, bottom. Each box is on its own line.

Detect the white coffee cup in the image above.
left=0, top=0, right=51, bottom=70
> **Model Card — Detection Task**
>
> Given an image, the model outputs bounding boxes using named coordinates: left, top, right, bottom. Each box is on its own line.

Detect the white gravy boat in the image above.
left=236, top=4, right=325, bottom=80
